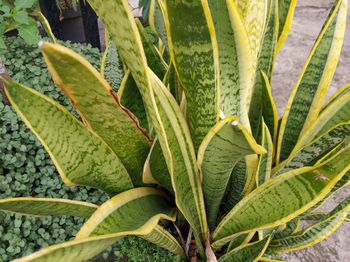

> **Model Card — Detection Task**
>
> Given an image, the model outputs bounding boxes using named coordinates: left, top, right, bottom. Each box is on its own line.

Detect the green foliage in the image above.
left=0, top=0, right=40, bottom=48
left=138, top=0, right=151, bottom=22
left=0, top=37, right=107, bottom=261
left=1, top=0, right=350, bottom=261
left=0, top=37, right=178, bottom=262
left=114, top=236, right=177, bottom=262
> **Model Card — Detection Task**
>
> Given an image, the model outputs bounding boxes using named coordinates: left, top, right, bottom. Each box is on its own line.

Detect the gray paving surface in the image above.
left=273, top=1, right=350, bottom=261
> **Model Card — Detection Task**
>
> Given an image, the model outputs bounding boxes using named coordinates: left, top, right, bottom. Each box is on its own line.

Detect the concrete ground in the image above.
left=273, top=1, right=350, bottom=261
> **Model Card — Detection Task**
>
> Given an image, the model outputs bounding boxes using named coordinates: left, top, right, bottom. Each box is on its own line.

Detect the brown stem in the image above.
left=185, top=227, right=193, bottom=257
left=205, top=231, right=218, bottom=262
left=0, top=58, right=11, bottom=105
left=172, top=222, right=188, bottom=258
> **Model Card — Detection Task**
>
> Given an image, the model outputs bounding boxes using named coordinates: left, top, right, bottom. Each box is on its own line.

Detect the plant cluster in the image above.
left=0, top=36, right=176, bottom=262
left=1, top=0, right=350, bottom=261
left=0, top=0, right=41, bottom=48
left=0, top=37, right=105, bottom=261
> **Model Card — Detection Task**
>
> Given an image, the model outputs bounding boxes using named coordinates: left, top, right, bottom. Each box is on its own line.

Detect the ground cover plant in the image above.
left=0, top=0, right=42, bottom=48
left=0, top=37, right=175, bottom=261
left=1, top=0, right=350, bottom=261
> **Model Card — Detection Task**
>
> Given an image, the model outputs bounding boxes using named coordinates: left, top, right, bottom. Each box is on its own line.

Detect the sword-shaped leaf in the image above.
left=143, top=138, right=173, bottom=193
left=13, top=235, right=121, bottom=262
left=256, top=120, right=273, bottom=187
left=118, top=71, right=149, bottom=131
left=135, top=19, right=168, bottom=79
left=38, top=12, right=57, bottom=44
left=303, top=209, right=350, bottom=223
left=302, top=142, right=350, bottom=214
left=198, top=116, right=266, bottom=230
left=0, top=198, right=98, bottom=218
left=149, top=71, right=208, bottom=244
left=249, top=0, right=279, bottom=139
left=271, top=195, right=350, bottom=252
left=235, top=0, right=268, bottom=69
left=76, top=187, right=176, bottom=238
left=88, top=0, right=208, bottom=244
left=277, top=0, right=297, bottom=53
left=227, top=232, right=255, bottom=252
left=40, top=42, right=151, bottom=187
left=13, top=224, right=184, bottom=262
left=3, top=79, right=133, bottom=195
left=275, top=122, right=350, bottom=176
left=142, top=225, right=186, bottom=258
left=277, top=0, right=347, bottom=163
left=218, top=235, right=272, bottom=262
left=100, top=34, right=124, bottom=91
left=321, top=83, right=350, bottom=113
left=292, top=91, right=350, bottom=155
left=212, top=144, right=350, bottom=249
left=164, top=62, right=183, bottom=104
left=222, top=159, right=249, bottom=213
left=207, top=0, right=254, bottom=131
left=165, top=0, right=219, bottom=151
left=252, top=72, right=278, bottom=143
left=273, top=218, right=300, bottom=240
left=74, top=187, right=184, bottom=255
left=149, top=0, right=168, bottom=50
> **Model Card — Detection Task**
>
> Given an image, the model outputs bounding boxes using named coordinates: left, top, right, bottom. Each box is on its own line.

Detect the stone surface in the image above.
left=272, top=1, right=350, bottom=261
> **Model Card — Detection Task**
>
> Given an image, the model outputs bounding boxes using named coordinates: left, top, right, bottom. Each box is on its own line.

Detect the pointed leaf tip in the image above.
left=38, top=41, right=46, bottom=49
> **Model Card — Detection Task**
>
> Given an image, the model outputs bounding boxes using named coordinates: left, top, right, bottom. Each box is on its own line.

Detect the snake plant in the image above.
left=1, top=0, right=350, bottom=261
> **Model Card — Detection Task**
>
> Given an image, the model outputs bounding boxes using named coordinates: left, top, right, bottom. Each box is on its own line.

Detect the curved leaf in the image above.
left=274, top=122, right=350, bottom=176
left=235, top=0, right=268, bottom=69
left=227, top=232, right=255, bottom=252
left=149, top=71, right=208, bottom=244
left=149, top=0, right=168, bottom=50
left=13, top=235, right=121, bottom=262
left=0, top=198, right=97, bottom=218
left=277, top=0, right=347, bottom=163
left=142, top=138, right=173, bottom=193
left=212, top=145, right=350, bottom=249
left=273, top=218, right=300, bottom=240
left=198, top=116, right=266, bottom=230
left=207, top=0, right=254, bottom=131
left=38, top=12, right=57, bottom=44
left=76, top=187, right=176, bottom=238
left=118, top=71, right=150, bottom=132
left=88, top=0, right=208, bottom=245
left=142, top=225, right=186, bottom=258
left=271, top=195, right=350, bottom=252
left=276, top=0, right=297, bottom=52
left=3, top=79, right=133, bottom=195
left=292, top=91, right=350, bottom=155
left=163, top=62, right=183, bottom=104
left=40, top=42, right=151, bottom=187
left=320, top=82, right=350, bottom=113
left=165, top=0, right=219, bottom=151
left=249, top=0, right=279, bottom=139
left=218, top=235, right=272, bottom=262
left=135, top=19, right=168, bottom=79
left=256, top=120, right=273, bottom=187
